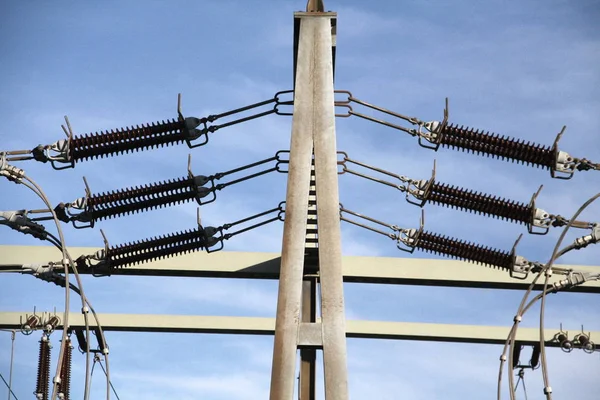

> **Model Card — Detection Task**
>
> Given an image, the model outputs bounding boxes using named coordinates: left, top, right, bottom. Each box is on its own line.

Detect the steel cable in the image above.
left=503, top=192, right=600, bottom=400
left=18, top=177, right=106, bottom=400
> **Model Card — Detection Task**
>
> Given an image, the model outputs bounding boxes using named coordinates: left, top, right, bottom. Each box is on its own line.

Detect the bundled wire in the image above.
left=0, top=160, right=110, bottom=400
left=498, top=192, right=600, bottom=400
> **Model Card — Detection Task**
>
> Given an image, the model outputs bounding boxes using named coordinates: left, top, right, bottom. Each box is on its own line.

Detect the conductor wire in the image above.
left=18, top=175, right=106, bottom=400
left=502, top=192, right=600, bottom=400
left=45, top=231, right=112, bottom=400
left=44, top=230, right=112, bottom=400
left=18, top=177, right=74, bottom=400
left=497, top=288, right=552, bottom=400
left=537, top=192, right=600, bottom=400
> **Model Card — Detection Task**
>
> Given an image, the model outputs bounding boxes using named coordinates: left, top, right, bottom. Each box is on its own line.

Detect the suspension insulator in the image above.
left=106, top=227, right=214, bottom=268
left=416, top=231, right=514, bottom=270
left=35, top=336, right=51, bottom=400
left=87, top=176, right=199, bottom=221
left=70, top=119, right=187, bottom=163
left=58, top=338, right=72, bottom=400
left=439, top=124, right=555, bottom=169
left=427, top=182, right=533, bottom=224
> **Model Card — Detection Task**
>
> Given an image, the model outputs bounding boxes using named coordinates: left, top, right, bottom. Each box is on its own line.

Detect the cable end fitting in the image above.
left=514, top=315, right=522, bottom=323
left=0, top=165, right=25, bottom=183
left=544, top=386, right=553, bottom=395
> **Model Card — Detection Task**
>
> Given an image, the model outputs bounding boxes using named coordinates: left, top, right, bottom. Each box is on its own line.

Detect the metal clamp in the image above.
left=206, top=202, right=286, bottom=253
left=0, top=210, right=48, bottom=240
left=31, top=116, right=75, bottom=170
left=338, top=204, right=419, bottom=253
left=0, top=153, right=26, bottom=183
left=187, top=90, right=296, bottom=144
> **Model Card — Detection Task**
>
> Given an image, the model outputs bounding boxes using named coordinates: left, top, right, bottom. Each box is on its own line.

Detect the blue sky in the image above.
left=1, top=0, right=599, bottom=399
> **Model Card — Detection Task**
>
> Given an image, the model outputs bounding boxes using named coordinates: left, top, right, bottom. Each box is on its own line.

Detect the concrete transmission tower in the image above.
left=270, top=3, right=347, bottom=399
left=2, top=2, right=600, bottom=400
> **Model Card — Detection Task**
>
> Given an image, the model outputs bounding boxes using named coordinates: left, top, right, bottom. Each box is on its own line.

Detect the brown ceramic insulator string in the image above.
left=70, top=119, right=187, bottom=163
left=428, top=182, right=533, bottom=224
left=416, top=231, right=515, bottom=270
left=58, top=338, right=72, bottom=400
left=35, top=336, right=51, bottom=400
left=105, top=227, right=210, bottom=268
left=88, top=176, right=198, bottom=221
left=439, top=124, right=555, bottom=168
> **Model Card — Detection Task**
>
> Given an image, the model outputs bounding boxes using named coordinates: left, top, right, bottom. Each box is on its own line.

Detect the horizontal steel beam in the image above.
left=0, top=311, right=593, bottom=347
left=1, top=245, right=599, bottom=293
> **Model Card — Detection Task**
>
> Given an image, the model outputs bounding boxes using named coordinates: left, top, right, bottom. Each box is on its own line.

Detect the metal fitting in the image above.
left=0, top=153, right=25, bottom=183
left=0, top=210, right=48, bottom=240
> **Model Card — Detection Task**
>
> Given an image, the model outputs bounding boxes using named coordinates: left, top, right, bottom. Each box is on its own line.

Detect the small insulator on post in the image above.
left=58, top=337, right=72, bottom=400
left=35, top=334, right=51, bottom=400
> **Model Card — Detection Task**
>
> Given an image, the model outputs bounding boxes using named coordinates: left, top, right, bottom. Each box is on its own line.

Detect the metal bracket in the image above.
left=574, top=326, right=596, bottom=354
left=396, top=209, right=425, bottom=253
left=178, top=93, right=209, bottom=149
left=187, top=155, right=218, bottom=206
left=47, top=116, right=75, bottom=170
left=19, top=309, right=61, bottom=335
left=418, top=98, right=449, bottom=151
left=406, top=160, right=437, bottom=207
left=527, top=185, right=550, bottom=235
left=511, top=342, right=541, bottom=370
left=550, top=126, right=575, bottom=179
left=508, top=235, right=531, bottom=280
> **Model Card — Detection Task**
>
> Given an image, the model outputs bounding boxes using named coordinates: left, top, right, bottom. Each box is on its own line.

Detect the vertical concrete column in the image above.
left=309, top=14, right=349, bottom=400
left=299, top=278, right=317, bottom=400
left=270, top=8, right=346, bottom=400
left=269, top=13, right=318, bottom=400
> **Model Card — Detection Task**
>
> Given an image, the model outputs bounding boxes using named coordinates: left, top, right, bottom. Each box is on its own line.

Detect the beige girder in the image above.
left=0, top=311, right=593, bottom=347
left=1, top=245, right=599, bottom=293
